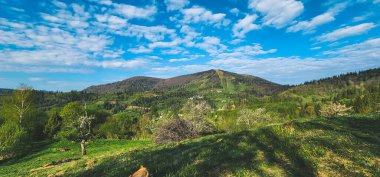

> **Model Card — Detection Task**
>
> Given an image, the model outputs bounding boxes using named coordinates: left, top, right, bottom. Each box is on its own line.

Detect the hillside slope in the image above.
left=1, top=114, right=379, bottom=177
left=83, top=69, right=286, bottom=96
left=282, top=67, right=380, bottom=96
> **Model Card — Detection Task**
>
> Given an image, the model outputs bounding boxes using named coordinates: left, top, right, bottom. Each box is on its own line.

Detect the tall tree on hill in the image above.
left=11, top=84, right=35, bottom=125
left=0, top=84, right=36, bottom=158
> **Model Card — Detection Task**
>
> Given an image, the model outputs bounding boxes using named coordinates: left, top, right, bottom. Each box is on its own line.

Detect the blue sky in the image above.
left=0, top=0, right=380, bottom=91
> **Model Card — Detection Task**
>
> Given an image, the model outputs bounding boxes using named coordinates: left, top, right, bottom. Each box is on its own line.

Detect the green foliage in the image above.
left=236, top=108, right=275, bottom=130
left=0, top=122, right=28, bottom=159
left=2, top=115, right=377, bottom=176
left=60, top=102, right=84, bottom=127
left=97, top=111, right=141, bottom=139
left=0, top=84, right=45, bottom=159
left=44, top=108, right=63, bottom=138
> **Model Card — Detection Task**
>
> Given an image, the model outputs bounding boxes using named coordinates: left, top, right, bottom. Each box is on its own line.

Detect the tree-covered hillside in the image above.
left=0, top=67, right=379, bottom=177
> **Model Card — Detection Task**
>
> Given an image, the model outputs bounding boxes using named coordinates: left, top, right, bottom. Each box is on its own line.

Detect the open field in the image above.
left=1, top=114, right=379, bottom=177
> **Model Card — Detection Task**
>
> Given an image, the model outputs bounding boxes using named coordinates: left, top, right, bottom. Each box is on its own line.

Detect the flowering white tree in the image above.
left=236, top=108, right=271, bottom=129
left=320, top=103, right=352, bottom=117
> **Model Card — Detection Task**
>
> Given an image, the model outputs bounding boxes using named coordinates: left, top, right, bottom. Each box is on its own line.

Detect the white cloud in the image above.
left=180, top=6, right=230, bottom=27
left=230, top=38, right=244, bottom=45
left=352, top=12, right=373, bottom=22
left=287, top=2, right=347, bottom=34
left=323, top=37, right=380, bottom=58
left=207, top=38, right=380, bottom=84
left=316, top=23, right=376, bottom=42
left=165, top=0, right=189, bottom=11
left=168, top=54, right=203, bottom=62
left=128, top=46, right=153, bottom=54
left=195, top=36, right=226, bottom=54
left=249, top=0, right=304, bottom=28
left=29, top=77, right=45, bottom=82
left=51, top=0, right=67, bottom=9
left=94, top=14, right=127, bottom=29
left=230, top=8, right=240, bottom=16
left=310, top=46, right=321, bottom=50
left=89, top=59, right=150, bottom=69
left=112, top=4, right=157, bottom=20
left=168, top=58, right=193, bottom=62
left=121, top=25, right=176, bottom=42
left=233, top=15, right=260, bottom=38
left=216, top=43, right=276, bottom=59
left=148, top=39, right=182, bottom=49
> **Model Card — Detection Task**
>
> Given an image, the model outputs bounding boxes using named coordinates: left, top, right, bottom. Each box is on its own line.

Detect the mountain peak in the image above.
left=83, top=69, right=286, bottom=96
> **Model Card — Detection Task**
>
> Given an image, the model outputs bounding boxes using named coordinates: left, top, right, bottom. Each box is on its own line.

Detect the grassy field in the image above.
left=1, top=114, right=379, bottom=177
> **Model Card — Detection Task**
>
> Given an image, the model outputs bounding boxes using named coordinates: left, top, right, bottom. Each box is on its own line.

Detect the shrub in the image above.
left=153, top=118, right=197, bottom=144
left=236, top=108, right=272, bottom=129
left=319, top=103, right=352, bottom=117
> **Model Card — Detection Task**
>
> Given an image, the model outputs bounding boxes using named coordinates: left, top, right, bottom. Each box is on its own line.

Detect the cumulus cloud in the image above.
left=168, top=58, right=193, bottom=62
left=128, top=46, right=153, bottom=54
left=195, top=36, right=226, bottom=54
left=287, top=3, right=347, bottom=33
left=316, top=23, right=376, bottom=42
left=216, top=43, right=276, bottom=59
left=0, top=1, right=158, bottom=72
left=180, top=6, right=230, bottom=27
left=113, top=4, right=157, bottom=20
left=233, top=15, right=260, bottom=38
left=323, top=37, right=380, bottom=58
left=164, top=0, right=189, bottom=11
left=249, top=0, right=304, bottom=28
left=230, top=8, right=240, bottom=16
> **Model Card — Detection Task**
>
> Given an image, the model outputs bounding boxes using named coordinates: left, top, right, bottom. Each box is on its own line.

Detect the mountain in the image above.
left=84, top=76, right=163, bottom=94
left=83, top=69, right=287, bottom=96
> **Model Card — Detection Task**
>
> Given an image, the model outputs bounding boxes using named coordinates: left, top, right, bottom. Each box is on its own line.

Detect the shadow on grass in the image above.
left=75, top=130, right=317, bottom=176
left=0, top=140, right=55, bottom=165
left=67, top=115, right=379, bottom=177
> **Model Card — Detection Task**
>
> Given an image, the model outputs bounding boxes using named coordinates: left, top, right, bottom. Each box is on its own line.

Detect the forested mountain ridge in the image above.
left=282, top=67, right=380, bottom=96
left=83, top=69, right=287, bottom=96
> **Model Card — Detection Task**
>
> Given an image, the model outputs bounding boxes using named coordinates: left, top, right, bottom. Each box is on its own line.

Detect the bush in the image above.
left=236, top=108, right=273, bottom=129
left=97, top=111, right=140, bottom=139
left=320, top=103, right=352, bottom=117
left=0, top=122, right=29, bottom=159
left=153, top=118, right=197, bottom=144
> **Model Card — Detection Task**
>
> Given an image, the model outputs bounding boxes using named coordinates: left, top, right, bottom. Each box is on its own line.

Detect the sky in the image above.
left=0, top=0, right=380, bottom=91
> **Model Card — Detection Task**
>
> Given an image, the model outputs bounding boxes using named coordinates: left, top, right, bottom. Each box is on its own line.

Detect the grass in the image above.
left=1, top=114, right=379, bottom=176
left=0, top=140, right=151, bottom=176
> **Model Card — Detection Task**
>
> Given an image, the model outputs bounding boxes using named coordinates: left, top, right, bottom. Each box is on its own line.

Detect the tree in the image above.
left=153, top=118, right=197, bottom=144
left=60, top=102, right=93, bottom=155
left=236, top=108, right=272, bottom=129
left=180, top=96, right=214, bottom=135
left=0, top=84, right=36, bottom=159
left=11, top=84, right=34, bottom=125
left=78, top=104, right=94, bottom=155
left=319, top=103, right=352, bottom=117
left=44, top=108, right=63, bottom=138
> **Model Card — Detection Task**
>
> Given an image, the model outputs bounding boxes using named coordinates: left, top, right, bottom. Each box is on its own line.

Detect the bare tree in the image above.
left=11, top=84, right=33, bottom=125
left=78, top=103, right=94, bottom=155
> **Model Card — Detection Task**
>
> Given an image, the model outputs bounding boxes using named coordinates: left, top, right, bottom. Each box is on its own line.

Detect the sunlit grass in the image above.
left=0, top=114, right=379, bottom=177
